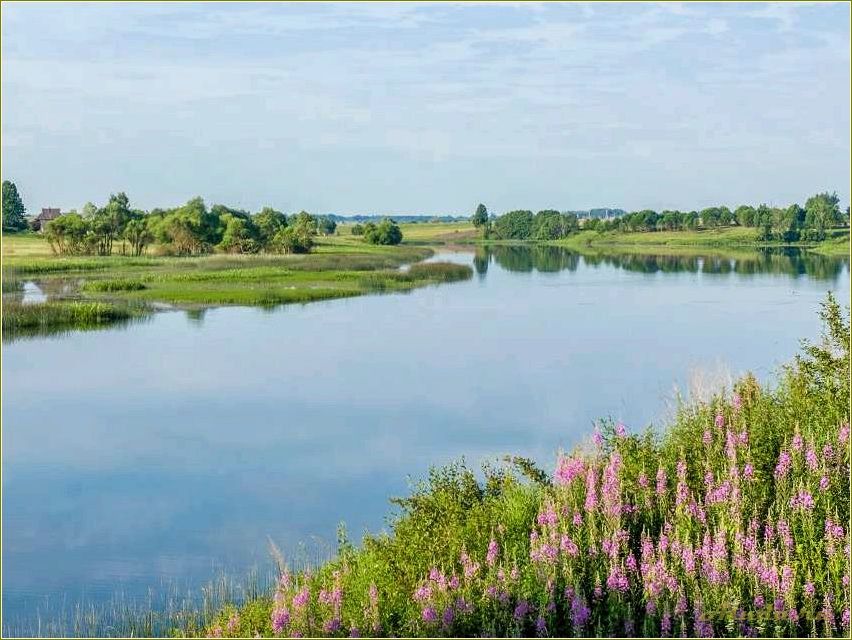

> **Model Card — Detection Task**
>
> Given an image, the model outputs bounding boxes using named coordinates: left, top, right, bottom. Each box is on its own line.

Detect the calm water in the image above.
left=2, top=246, right=849, bottom=631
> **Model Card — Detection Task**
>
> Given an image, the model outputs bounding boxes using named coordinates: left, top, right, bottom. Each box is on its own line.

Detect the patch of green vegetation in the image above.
left=82, top=278, right=147, bottom=292
left=2, top=300, right=147, bottom=339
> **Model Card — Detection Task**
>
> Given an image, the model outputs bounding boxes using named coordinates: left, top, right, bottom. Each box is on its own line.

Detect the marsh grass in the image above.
left=1, top=300, right=147, bottom=338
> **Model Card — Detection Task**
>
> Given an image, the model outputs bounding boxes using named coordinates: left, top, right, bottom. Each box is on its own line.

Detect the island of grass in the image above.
left=1, top=233, right=472, bottom=339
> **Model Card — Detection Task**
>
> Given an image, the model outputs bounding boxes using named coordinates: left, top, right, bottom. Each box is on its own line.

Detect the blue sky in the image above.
left=2, top=2, right=849, bottom=215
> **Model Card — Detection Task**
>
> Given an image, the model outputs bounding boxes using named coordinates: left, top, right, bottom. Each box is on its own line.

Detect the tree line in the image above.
left=472, top=193, right=849, bottom=242
left=0, top=181, right=405, bottom=255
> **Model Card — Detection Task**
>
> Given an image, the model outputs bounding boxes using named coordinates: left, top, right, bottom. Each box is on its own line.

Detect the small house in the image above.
left=35, top=207, right=62, bottom=232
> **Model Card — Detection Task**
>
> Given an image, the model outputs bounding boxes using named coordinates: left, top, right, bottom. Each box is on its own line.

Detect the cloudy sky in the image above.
left=1, top=1, right=849, bottom=215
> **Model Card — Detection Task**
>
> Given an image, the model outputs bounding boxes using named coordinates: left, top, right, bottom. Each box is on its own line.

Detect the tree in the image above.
left=364, top=218, right=403, bottom=245
left=317, top=216, right=337, bottom=235
left=45, top=213, right=91, bottom=254
left=270, top=211, right=317, bottom=253
left=254, top=206, right=288, bottom=246
left=350, top=224, right=364, bottom=235
left=734, top=205, right=756, bottom=228
left=491, top=210, right=534, bottom=240
left=472, top=203, right=489, bottom=229
left=804, top=192, right=841, bottom=241
left=124, top=216, right=153, bottom=256
left=2, top=180, right=27, bottom=231
left=219, top=213, right=260, bottom=253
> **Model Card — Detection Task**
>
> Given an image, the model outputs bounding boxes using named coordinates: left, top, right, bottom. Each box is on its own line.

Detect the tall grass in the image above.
left=201, top=295, right=849, bottom=638
left=2, top=301, right=145, bottom=338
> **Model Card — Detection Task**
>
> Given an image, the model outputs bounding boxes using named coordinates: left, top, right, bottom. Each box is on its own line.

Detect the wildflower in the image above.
left=442, top=607, right=454, bottom=628
left=843, top=609, right=851, bottom=630
left=824, top=443, right=835, bottom=461
left=792, top=431, right=803, bottom=452
left=535, top=616, right=547, bottom=635
left=554, top=455, right=585, bottom=486
left=638, top=472, right=649, bottom=489
left=661, top=610, right=672, bottom=636
left=210, top=625, right=223, bottom=638
left=460, top=551, right=479, bottom=579
left=572, top=511, right=582, bottom=526
left=570, top=593, right=590, bottom=629
left=804, top=582, right=815, bottom=598
left=593, top=427, right=603, bottom=448
left=732, top=392, right=742, bottom=411
left=448, top=575, right=459, bottom=590
left=513, top=600, right=530, bottom=621
left=805, top=447, right=818, bottom=471
left=656, top=466, right=667, bottom=497
left=413, top=584, right=432, bottom=602
left=584, top=466, right=598, bottom=511
left=754, top=594, right=765, bottom=609
left=790, top=490, right=815, bottom=511
left=271, top=608, right=290, bottom=635
left=421, top=606, right=438, bottom=624
left=774, top=450, right=791, bottom=479
left=292, top=587, right=309, bottom=609
left=839, top=422, right=850, bottom=445
left=743, top=463, right=754, bottom=479
left=702, top=430, right=712, bottom=446
left=674, top=594, right=687, bottom=616
left=820, top=475, right=830, bottom=491
left=822, top=594, right=835, bottom=633
left=616, top=421, right=627, bottom=438
left=788, top=608, right=799, bottom=624
left=606, top=565, right=629, bottom=592
left=349, top=627, right=360, bottom=638
left=715, top=413, right=725, bottom=429
left=323, top=618, right=342, bottom=634
left=226, top=613, right=239, bottom=634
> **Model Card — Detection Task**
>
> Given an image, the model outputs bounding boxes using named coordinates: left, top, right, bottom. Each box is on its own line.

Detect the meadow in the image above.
left=0, top=233, right=472, bottom=338
left=192, top=296, right=850, bottom=639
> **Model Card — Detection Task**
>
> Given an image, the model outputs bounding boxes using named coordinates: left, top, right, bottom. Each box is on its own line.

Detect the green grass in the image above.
left=1, top=300, right=145, bottom=339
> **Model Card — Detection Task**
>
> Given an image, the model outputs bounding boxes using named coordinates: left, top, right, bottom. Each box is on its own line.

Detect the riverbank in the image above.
left=553, top=227, right=851, bottom=256
left=1, top=234, right=472, bottom=339
left=185, top=296, right=849, bottom=638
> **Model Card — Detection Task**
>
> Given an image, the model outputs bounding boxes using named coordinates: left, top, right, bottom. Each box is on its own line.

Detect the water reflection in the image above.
left=475, top=245, right=848, bottom=281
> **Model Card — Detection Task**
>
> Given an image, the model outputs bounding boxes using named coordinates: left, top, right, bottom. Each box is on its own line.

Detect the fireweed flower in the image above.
left=790, top=490, right=815, bottom=511
left=715, top=413, right=725, bottom=429
left=703, top=430, right=712, bottom=446
left=805, top=447, right=819, bottom=471
left=839, top=422, right=850, bottom=445
left=513, top=600, right=530, bottom=621
left=421, top=606, right=438, bottom=624
left=820, top=475, right=830, bottom=491
left=774, top=450, right=792, bottom=479
left=792, top=431, right=804, bottom=452
left=292, top=587, right=309, bottom=609
left=804, top=582, right=815, bottom=598
left=593, top=427, right=603, bottom=448
left=732, top=392, right=742, bottom=412
left=615, top=421, right=627, bottom=438
left=638, top=472, right=649, bottom=489
left=585, top=466, right=598, bottom=511
left=743, top=462, right=754, bottom=479
left=656, top=466, right=667, bottom=497
left=271, top=608, right=290, bottom=634
left=572, top=511, right=582, bottom=526
left=226, top=613, right=239, bottom=634
left=554, top=455, right=585, bottom=486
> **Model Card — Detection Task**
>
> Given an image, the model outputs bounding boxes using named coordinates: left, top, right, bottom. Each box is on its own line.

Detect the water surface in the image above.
left=2, top=246, right=849, bottom=632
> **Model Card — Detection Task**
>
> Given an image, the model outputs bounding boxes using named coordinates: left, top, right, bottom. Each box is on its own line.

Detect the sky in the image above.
left=1, top=1, right=850, bottom=216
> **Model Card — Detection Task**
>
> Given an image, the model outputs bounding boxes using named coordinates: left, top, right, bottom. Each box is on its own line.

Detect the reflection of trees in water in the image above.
left=488, top=246, right=580, bottom=273
left=474, top=246, right=847, bottom=281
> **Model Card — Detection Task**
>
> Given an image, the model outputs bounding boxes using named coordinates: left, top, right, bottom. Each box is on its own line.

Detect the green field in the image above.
left=554, top=227, right=850, bottom=255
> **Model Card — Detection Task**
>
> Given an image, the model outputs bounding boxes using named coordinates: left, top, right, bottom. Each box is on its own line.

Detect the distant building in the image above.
left=35, top=207, right=62, bottom=231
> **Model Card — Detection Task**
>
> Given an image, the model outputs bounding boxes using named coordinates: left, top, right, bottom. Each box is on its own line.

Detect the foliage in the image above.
left=2, top=179, right=27, bottom=231
left=472, top=204, right=489, bottom=230
left=364, top=219, right=403, bottom=245
left=491, top=210, right=534, bottom=240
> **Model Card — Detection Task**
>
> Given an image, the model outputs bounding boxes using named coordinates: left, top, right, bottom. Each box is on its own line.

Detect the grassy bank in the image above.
left=196, top=296, right=850, bottom=639
left=554, top=228, right=850, bottom=256
left=1, top=234, right=472, bottom=338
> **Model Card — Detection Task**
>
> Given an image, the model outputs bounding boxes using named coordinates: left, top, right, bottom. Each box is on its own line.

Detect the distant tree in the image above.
left=471, top=203, right=489, bottom=229
left=492, top=210, right=534, bottom=240
left=734, top=205, right=756, bottom=228
left=219, top=213, right=260, bottom=253
left=81, top=201, right=98, bottom=219
left=124, top=216, right=154, bottom=256
left=253, top=206, right=288, bottom=245
left=700, top=207, right=721, bottom=229
left=45, top=213, right=91, bottom=254
left=2, top=180, right=27, bottom=231
left=317, top=216, right=337, bottom=235
left=364, top=218, right=403, bottom=245
left=270, top=211, right=317, bottom=254
left=350, top=223, right=365, bottom=236
left=804, top=192, right=841, bottom=241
